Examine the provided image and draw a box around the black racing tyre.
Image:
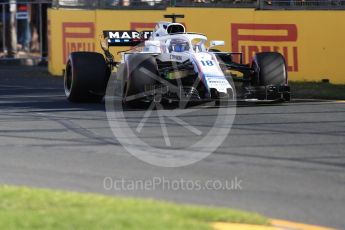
[64,52,109,103]
[252,52,287,86]
[123,54,158,104]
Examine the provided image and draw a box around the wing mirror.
[209,40,225,50]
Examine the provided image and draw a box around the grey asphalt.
[0,66,344,229]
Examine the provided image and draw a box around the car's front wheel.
[122,54,158,106]
[251,52,290,101]
[252,52,287,86]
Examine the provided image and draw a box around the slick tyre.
[123,54,158,105]
[64,52,109,103]
[252,52,287,86]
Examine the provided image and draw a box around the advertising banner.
[48,8,345,83]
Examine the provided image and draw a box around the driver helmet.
[169,39,190,52]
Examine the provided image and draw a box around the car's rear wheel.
[64,52,109,103]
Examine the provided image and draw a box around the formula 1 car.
[64,14,290,105]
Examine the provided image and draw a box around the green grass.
[0,185,269,230]
[290,81,345,100]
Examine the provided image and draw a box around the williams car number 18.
[64,14,290,105]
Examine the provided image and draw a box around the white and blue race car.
[64,14,290,105]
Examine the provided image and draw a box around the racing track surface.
[0,66,344,229]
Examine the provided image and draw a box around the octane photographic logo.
[105,45,237,168]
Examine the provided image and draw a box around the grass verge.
[290,81,345,100]
[0,185,269,230]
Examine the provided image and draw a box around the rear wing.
[103,30,153,46]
